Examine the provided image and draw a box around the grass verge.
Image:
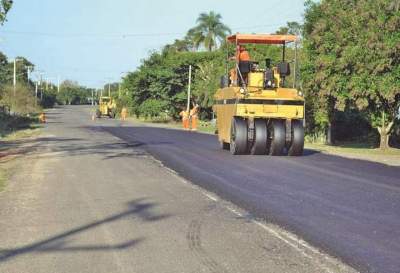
[2,127,41,141]
[0,113,40,139]
[306,142,400,156]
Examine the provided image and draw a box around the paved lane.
[101,121,400,273]
[1,106,356,273]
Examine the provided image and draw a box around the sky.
[0,0,305,88]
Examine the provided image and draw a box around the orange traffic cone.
[39,113,46,123]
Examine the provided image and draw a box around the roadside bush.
[0,112,38,137]
[334,110,378,143]
[41,89,57,108]
[390,121,400,148]
[0,84,39,115]
[114,92,134,118]
[138,99,169,120]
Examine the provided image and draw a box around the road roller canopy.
[227,34,298,45]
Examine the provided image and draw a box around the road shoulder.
[0,128,42,192]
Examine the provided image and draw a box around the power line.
[231,22,289,31]
[0,30,184,38]
[0,21,297,39]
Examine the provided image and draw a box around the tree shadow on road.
[100,125,322,158]
[0,125,177,161]
[0,137,148,161]
[0,198,170,262]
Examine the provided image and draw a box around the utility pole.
[26,66,31,83]
[44,77,56,91]
[293,41,298,89]
[108,82,111,97]
[13,59,16,97]
[35,81,38,107]
[40,74,43,101]
[186,65,192,113]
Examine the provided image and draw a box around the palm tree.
[163,39,190,54]
[188,11,231,52]
[185,28,202,52]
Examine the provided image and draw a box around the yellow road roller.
[213,34,305,156]
[96,96,116,118]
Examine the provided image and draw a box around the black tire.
[230,117,248,155]
[220,141,230,150]
[288,120,304,156]
[250,119,268,155]
[95,109,101,118]
[109,110,116,119]
[268,119,286,156]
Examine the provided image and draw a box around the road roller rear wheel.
[268,119,286,156]
[230,117,248,155]
[250,119,268,155]
[288,120,304,156]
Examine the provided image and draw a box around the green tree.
[163,39,192,54]
[276,21,302,36]
[121,49,225,119]
[0,54,35,89]
[138,99,169,119]
[302,0,400,148]
[349,0,400,149]
[0,0,12,25]
[302,0,336,143]
[0,52,9,86]
[192,61,224,118]
[103,82,119,97]
[188,11,231,52]
[41,88,57,108]
[57,80,90,105]
[0,83,38,114]
[13,57,34,85]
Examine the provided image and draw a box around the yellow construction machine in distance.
[96,96,117,118]
[213,34,305,156]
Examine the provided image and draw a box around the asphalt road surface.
[99,108,400,273]
[0,105,357,273]
[0,105,397,273]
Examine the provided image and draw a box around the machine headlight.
[297,91,304,97]
[239,88,245,94]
